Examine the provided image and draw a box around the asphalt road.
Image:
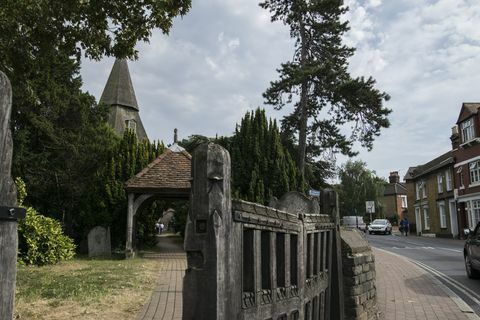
[367,232,480,316]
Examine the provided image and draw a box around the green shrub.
[18,207,76,266]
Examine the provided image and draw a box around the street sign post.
[366,201,375,223]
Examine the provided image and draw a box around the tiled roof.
[456,103,480,124]
[125,148,191,194]
[404,150,453,180]
[384,182,407,196]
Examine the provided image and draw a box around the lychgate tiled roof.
[125,147,191,195]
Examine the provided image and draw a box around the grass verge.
[14,256,165,319]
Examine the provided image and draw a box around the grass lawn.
[14,256,165,319]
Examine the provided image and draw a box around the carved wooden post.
[322,188,344,320]
[0,71,25,320]
[183,143,234,320]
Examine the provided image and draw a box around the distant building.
[380,171,407,222]
[99,59,148,140]
[404,152,456,238]
[452,103,480,233]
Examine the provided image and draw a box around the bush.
[18,207,76,266]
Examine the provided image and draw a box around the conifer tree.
[261,0,391,182]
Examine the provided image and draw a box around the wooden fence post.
[0,71,25,320]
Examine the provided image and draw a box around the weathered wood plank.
[0,71,18,320]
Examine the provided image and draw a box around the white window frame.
[423,207,430,230]
[461,117,475,143]
[458,166,464,188]
[416,182,421,200]
[437,174,443,193]
[401,195,407,208]
[469,160,480,185]
[471,200,480,229]
[445,169,453,191]
[438,201,446,228]
[421,181,426,199]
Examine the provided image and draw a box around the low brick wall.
[341,228,377,320]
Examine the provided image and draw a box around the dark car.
[464,222,480,278]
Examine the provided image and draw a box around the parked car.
[464,222,480,278]
[342,216,367,232]
[368,219,392,235]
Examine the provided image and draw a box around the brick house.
[380,171,407,223]
[404,152,456,237]
[452,103,480,234]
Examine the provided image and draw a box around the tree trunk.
[297,17,308,188]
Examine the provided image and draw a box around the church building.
[99,59,148,140]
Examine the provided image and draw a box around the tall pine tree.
[261,0,391,182]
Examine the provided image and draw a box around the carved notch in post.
[0,71,22,320]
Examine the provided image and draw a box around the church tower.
[100,59,148,140]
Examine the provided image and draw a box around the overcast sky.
[81,0,480,182]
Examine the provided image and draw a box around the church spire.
[100,59,148,140]
[100,59,139,111]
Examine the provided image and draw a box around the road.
[367,232,480,316]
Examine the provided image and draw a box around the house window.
[437,174,443,193]
[461,118,475,143]
[457,166,464,187]
[423,207,430,230]
[445,169,453,191]
[471,200,480,228]
[401,195,407,208]
[416,181,426,200]
[438,202,446,229]
[469,161,480,184]
[125,119,137,132]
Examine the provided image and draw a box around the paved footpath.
[137,234,478,320]
[375,248,479,320]
[136,234,186,320]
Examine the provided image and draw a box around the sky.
[80,0,480,182]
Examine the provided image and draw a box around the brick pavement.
[137,234,186,320]
[374,248,478,320]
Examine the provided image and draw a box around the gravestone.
[269,190,320,215]
[88,226,111,258]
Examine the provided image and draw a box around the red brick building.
[452,103,480,233]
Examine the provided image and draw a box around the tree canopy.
[260,0,391,181]
[337,160,385,220]
[0,0,191,245]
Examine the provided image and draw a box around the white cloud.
[81,0,480,181]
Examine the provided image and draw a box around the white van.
[341,216,367,232]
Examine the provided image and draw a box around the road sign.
[366,201,375,213]
[309,189,320,197]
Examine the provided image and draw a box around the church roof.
[100,59,139,111]
[125,148,192,197]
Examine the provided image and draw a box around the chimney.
[451,125,460,149]
[174,128,178,144]
[389,171,400,184]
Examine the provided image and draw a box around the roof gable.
[100,59,139,111]
[457,103,480,124]
[125,148,192,194]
